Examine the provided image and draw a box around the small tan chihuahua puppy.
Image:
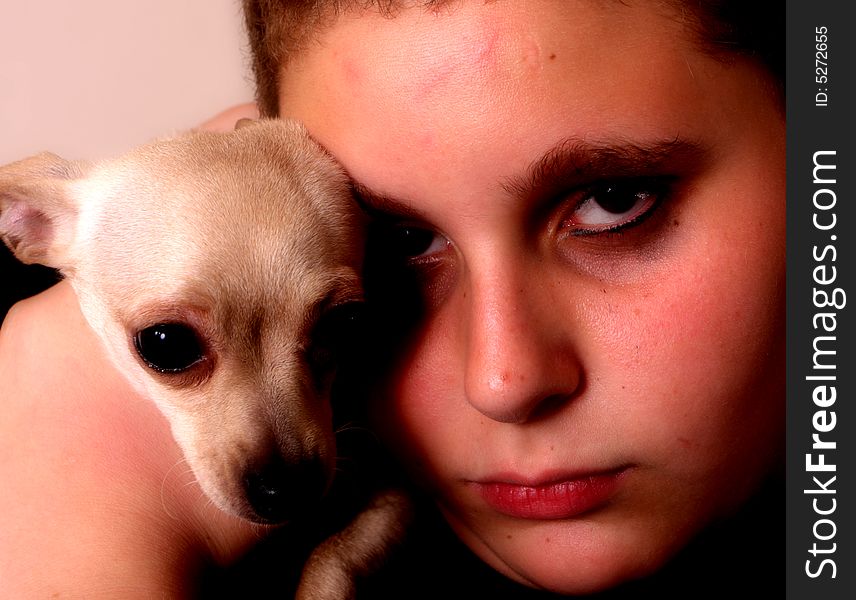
[0,119,408,599]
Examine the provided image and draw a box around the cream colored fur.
[0,119,409,599]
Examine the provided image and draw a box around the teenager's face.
[279,1,785,593]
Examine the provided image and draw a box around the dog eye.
[134,323,206,373]
[308,302,365,374]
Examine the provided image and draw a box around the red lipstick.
[472,470,624,520]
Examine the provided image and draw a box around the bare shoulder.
[0,281,85,344]
[0,283,196,596]
[0,281,174,594]
[0,281,123,417]
[0,281,265,597]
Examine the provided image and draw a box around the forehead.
[282,1,695,106]
[278,1,760,196]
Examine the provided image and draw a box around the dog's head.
[0,120,365,523]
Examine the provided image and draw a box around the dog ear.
[0,152,86,270]
[234,118,259,130]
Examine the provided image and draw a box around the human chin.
[439,494,686,595]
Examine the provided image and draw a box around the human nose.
[461,260,583,424]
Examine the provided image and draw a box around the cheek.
[602,206,785,480]
[371,315,465,486]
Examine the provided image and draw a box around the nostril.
[243,454,329,524]
[244,466,288,524]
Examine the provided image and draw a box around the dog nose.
[243,454,328,524]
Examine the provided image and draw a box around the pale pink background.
[0,0,254,164]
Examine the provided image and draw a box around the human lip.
[470,469,627,520]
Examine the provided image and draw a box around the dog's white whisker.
[334,425,381,445]
[334,421,372,434]
[249,522,270,541]
[159,456,194,522]
[182,478,202,490]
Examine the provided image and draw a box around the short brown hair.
[242,0,783,118]
[243,0,315,118]
[243,1,455,117]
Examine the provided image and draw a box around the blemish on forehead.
[475,26,501,67]
[340,57,363,87]
[410,22,502,101]
[416,131,437,150]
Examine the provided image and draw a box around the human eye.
[364,219,456,318]
[559,177,672,236]
[368,220,451,264]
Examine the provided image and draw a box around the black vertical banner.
[787,2,855,598]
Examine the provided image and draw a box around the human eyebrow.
[502,137,709,199]
[350,181,424,221]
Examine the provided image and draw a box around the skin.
[0,1,784,596]
[277,0,785,594]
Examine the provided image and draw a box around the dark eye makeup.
[366,176,674,269]
[558,176,674,237]
[367,219,451,264]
